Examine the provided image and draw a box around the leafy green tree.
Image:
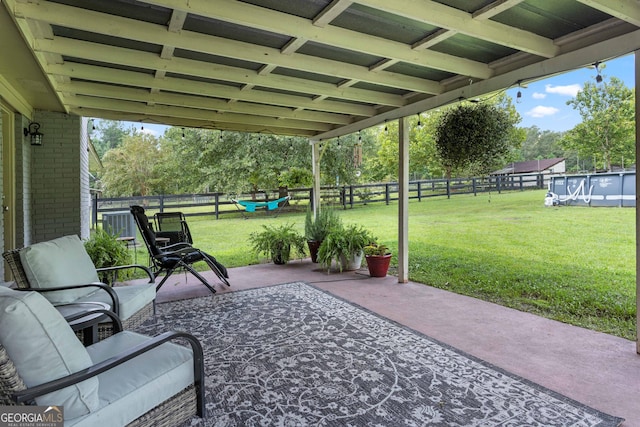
[173,130,312,197]
[435,100,522,178]
[318,133,365,186]
[101,133,168,196]
[519,126,565,161]
[91,120,131,158]
[561,76,635,171]
[371,114,445,181]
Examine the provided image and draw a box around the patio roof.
[2,0,640,139]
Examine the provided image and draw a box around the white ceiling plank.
[65,94,334,132]
[61,80,353,125]
[70,106,319,136]
[47,62,377,117]
[16,1,444,94]
[472,0,526,20]
[576,0,640,27]
[313,0,353,27]
[167,9,187,32]
[135,0,491,79]
[412,29,457,50]
[352,0,558,58]
[35,37,408,107]
[281,37,307,55]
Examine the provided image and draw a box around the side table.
[116,235,137,262]
[56,301,110,346]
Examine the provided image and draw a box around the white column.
[398,117,409,283]
[311,140,321,216]
[635,51,640,353]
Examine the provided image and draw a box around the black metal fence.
[92,173,548,228]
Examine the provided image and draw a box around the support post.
[398,117,409,283]
[635,50,640,354]
[311,140,321,217]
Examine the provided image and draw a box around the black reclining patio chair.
[130,205,229,294]
[155,211,193,245]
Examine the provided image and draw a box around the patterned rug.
[135,282,623,426]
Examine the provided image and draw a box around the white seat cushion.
[67,331,194,427]
[0,286,99,419]
[19,235,100,304]
[75,283,155,321]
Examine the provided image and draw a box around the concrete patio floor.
[151,259,640,426]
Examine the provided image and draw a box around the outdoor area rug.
[135,282,623,426]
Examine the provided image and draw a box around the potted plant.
[84,228,133,282]
[364,242,392,277]
[317,223,372,272]
[249,223,307,265]
[304,206,342,263]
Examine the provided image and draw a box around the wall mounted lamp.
[24,122,44,146]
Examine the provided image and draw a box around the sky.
[122,54,636,137]
[504,53,635,132]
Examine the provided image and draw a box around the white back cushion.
[19,235,100,304]
[0,286,99,419]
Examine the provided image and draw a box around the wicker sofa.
[0,286,205,426]
[2,235,156,337]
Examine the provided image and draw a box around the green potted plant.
[249,223,307,265]
[364,242,392,277]
[317,223,372,272]
[304,206,342,263]
[84,228,133,283]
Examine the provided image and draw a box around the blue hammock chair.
[232,195,290,218]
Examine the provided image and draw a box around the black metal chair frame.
[130,205,229,294]
[6,309,206,422]
[154,211,193,245]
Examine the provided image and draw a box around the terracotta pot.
[307,240,322,263]
[365,254,392,277]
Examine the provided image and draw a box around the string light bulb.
[181,128,185,139]
[416,114,422,128]
[516,81,522,104]
[594,61,603,83]
[358,130,362,143]
[384,120,388,133]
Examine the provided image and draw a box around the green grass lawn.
[137,189,637,340]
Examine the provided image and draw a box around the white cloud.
[545,84,581,96]
[526,106,560,118]
[532,92,546,99]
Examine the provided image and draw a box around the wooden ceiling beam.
[60,80,353,125]
[15,1,443,94]
[48,62,377,117]
[35,37,407,107]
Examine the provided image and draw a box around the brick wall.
[30,111,82,242]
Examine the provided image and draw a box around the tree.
[519,126,565,161]
[435,101,520,178]
[91,120,131,158]
[101,133,168,196]
[168,130,312,197]
[372,113,445,181]
[561,76,635,171]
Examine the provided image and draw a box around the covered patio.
[1,1,640,422]
[153,261,640,425]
